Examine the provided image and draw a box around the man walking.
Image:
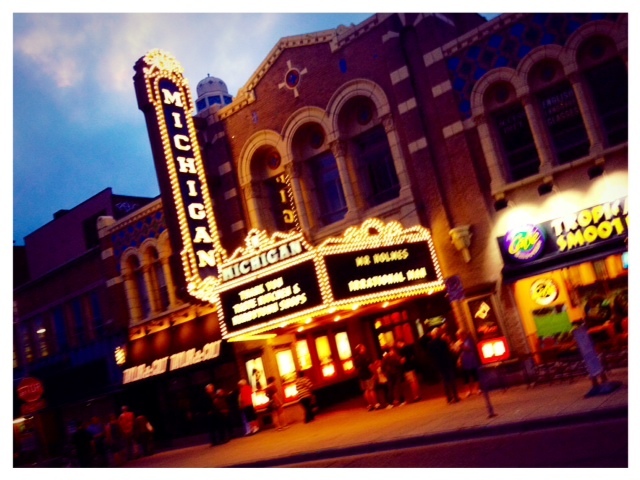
[354,344,379,410]
[426,328,461,404]
[295,370,316,423]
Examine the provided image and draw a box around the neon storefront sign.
[504,224,545,261]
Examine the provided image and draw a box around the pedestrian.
[205,383,231,445]
[382,346,405,407]
[295,370,315,423]
[238,379,260,435]
[426,327,461,404]
[396,339,421,402]
[265,376,287,430]
[353,344,379,411]
[118,405,135,460]
[372,358,390,408]
[71,419,95,468]
[454,329,481,397]
[86,415,107,467]
[133,414,154,456]
[105,413,125,466]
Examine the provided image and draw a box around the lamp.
[114,346,126,366]
[449,225,472,263]
[537,176,554,196]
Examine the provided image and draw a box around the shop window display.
[315,335,336,378]
[335,332,354,372]
[374,309,416,351]
[513,253,627,357]
[275,349,298,401]
[295,339,312,370]
[245,357,268,409]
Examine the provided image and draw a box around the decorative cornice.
[220,14,379,120]
[103,198,163,236]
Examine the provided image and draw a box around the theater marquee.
[134,50,445,340]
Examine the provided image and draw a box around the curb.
[230,405,628,468]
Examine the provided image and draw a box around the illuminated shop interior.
[512,252,628,355]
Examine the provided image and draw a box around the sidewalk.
[126,367,628,468]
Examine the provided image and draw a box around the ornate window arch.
[572,26,628,148]
[140,239,170,314]
[121,249,149,325]
[471,21,627,193]
[237,130,299,233]
[291,120,347,227]
[327,80,403,210]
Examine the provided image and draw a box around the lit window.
[246,357,266,392]
[315,335,335,377]
[295,339,312,370]
[33,317,49,358]
[276,349,296,383]
[335,332,354,373]
[378,331,394,350]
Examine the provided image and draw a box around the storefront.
[497,197,628,359]
[218,219,450,412]
[120,313,239,442]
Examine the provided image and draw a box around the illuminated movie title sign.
[122,340,221,384]
[324,243,438,301]
[221,239,304,281]
[159,81,219,271]
[219,260,323,332]
[135,50,224,285]
[549,197,627,252]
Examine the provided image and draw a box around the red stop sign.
[17,377,44,403]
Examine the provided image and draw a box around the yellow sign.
[550,198,627,252]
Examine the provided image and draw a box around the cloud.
[13,13,293,128]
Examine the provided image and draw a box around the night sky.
[11,10,384,244]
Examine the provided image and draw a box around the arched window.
[578,36,627,148]
[310,150,347,225]
[529,60,590,164]
[128,255,150,320]
[486,82,540,182]
[251,146,298,233]
[339,96,399,208]
[352,124,399,206]
[292,122,347,226]
[148,247,170,312]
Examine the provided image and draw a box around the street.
[284,417,627,468]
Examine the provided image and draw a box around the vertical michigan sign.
[133,50,225,298]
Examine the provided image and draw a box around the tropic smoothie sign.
[498,197,628,265]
